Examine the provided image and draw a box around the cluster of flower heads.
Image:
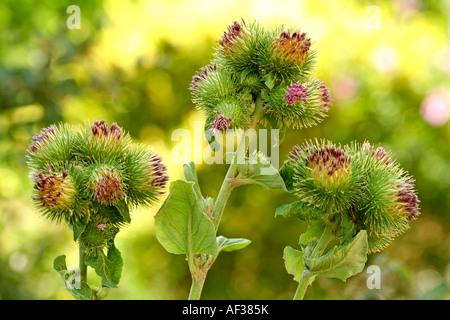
[27,120,168,255]
[287,139,420,253]
[190,19,331,133]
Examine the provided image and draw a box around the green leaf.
[240,68,252,82]
[279,160,295,193]
[107,245,123,286]
[85,250,120,288]
[263,114,287,146]
[204,126,220,152]
[115,201,131,223]
[275,201,327,221]
[72,219,87,242]
[154,180,218,256]
[264,73,275,90]
[69,282,92,300]
[216,236,251,254]
[299,220,326,246]
[53,255,67,273]
[340,210,357,245]
[238,153,287,190]
[53,255,92,300]
[183,161,203,202]
[283,246,304,282]
[304,230,369,281]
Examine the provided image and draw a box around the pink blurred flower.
[394,0,420,14]
[331,76,359,101]
[420,88,450,126]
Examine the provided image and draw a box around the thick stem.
[189,101,260,299]
[211,132,248,230]
[293,274,313,300]
[212,164,236,230]
[79,244,87,284]
[188,276,206,300]
[293,224,333,300]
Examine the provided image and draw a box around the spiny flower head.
[264,81,331,129]
[214,20,264,76]
[218,20,246,49]
[78,120,131,163]
[258,27,315,84]
[30,164,84,223]
[211,111,233,132]
[289,140,361,213]
[273,31,311,66]
[311,81,332,112]
[361,142,391,165]
[346,141,420,253]
[91,120,123,140]
[28,125,57,153]
[305,146,352,188]
[125,144,169,206]
[32,164,75,210]
[148,153,169,193]
[26,123,75,171]
[395,180,420,221]
[190,64,217,91]
[285,82,309,105]
[89,166,127,205]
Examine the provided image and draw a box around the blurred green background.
[1,0,450,300]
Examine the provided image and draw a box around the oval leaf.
[53,255,92,300]
[238,153,287,190]
[183,161,203,201]
[283,246,305,282]
[217,236,251,254]
[279,160,295,193]
[275,201,327,221]
[69,282,92,301]
[304,230,369,281]
[154,180,218,257]
[53,255,68,273]
[115,201,131,223]
[71,219,87,242]
[84,247,122,289]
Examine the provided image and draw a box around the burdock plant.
[155,19,333,300]
[27,120,168,300]
[278,139,420,299]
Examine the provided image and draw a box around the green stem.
[188,275,206,300]
[212,95,262,229]
[212,163,236,230]
[293,224,333,300]
[189,100,261,299]
[211,132,248,230]
[293,274,313,300]
[79,244,87,284]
